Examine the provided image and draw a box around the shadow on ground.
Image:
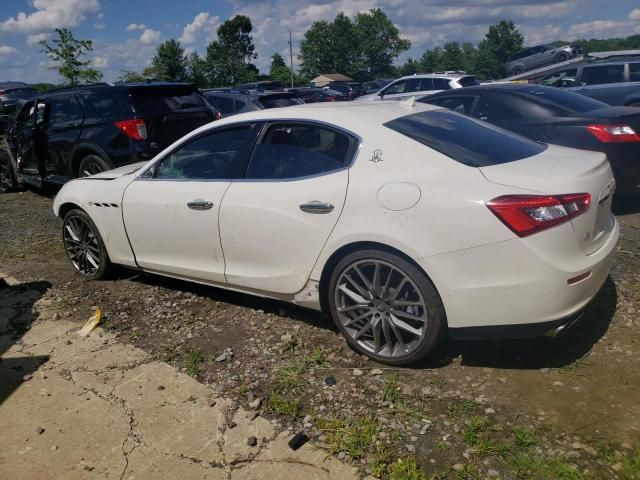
[0,279,51,405]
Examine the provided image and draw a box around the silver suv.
[505,44,582,76]
[355,72,480,102]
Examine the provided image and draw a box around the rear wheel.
[555,52,569,63]
[328,249,445,366]
[62,209,111,280]
[77,154,113,178]
[512,66,524,76]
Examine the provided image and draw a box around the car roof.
[397,73,470,81]
[0,81,33,90]
[203,91,296,99]
[206,100,440,134]
[40,82,197,96]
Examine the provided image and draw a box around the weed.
[510,453,584,480]
[462,416,490,446]
[620,450,640,480]
[370,443,394,478]
[453,463,478,479]
[513,428,536,448]
[161,343,177,363]
[389,456,428,480]
[383,374,401,403]
[462,401,476,414]
[268,391,303,418]
[317,415,377,459]
[185,348,204,377]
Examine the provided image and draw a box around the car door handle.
[187,199,213,210]
[300,201,334,214]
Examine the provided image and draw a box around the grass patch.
[462,416,490,446]
[268,391,303,418]
[161,343,177,363]
[620,450,640,480]
[388,456,428,480]
[185,347,204,377]
[513,428,536,448]
[510,453,584,480]
[317,414,377,459]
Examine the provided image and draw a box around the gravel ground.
[1,188,639,480]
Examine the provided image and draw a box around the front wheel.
[512,66,524,76]
[328,249,445,366]
[62,209,112,280]
[555,52,569,63]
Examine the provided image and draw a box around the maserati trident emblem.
[370,149,383,163]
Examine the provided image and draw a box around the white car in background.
[53,102,618,365]
[356,72,480,102]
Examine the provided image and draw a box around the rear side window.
[432,78,451,90]
[521,88,606,113]
[130,86,207,114]
[581,65,625,85]
[48,95,83,125]
[204,95,236,115]
[257,95,303,109]
[458,76,480,87]
[384,110,546,167]
[81,93,127,118]
[629,63,640,83]
[246,123,353,179]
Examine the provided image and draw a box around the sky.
[1,0,640,83]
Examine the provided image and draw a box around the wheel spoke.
[338,283,369,305]
[65,224,80,242]
[337,303,370,313]
[63,215,101,276]
[390,308,424,323]
[353,317,374,340]
[345,271,371,300]
[389,313,422,337]
[344,310,373,328]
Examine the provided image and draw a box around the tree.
[148,39,187,82]
[270,53,292,84]
[476,20,524,78]
[205,15,257,86]
[39,28,103,85]
[185,51,209,88]
[299,20,336,78]
[354,9,410,77]
[116,70,147,83]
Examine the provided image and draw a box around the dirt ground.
[1,188,639,480]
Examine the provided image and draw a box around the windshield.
[384,110,546,167]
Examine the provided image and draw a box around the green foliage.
[185,51,209,88]
[477,20,524,78]
[510,453,584,480]
[116,70,148,83]
[462,416,490,446]
[620,450,640,480]
[513,428,536,448]
[205,15,258,86]
[389,456,428,480]
[147,39,187,82]
[185,347,204,377]
[316,415,377,459]
[39,28,103,85]
[299,9,410,79]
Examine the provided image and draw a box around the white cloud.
[26,33,50,46]
[179,12,220,45]
[92,55,108,68]
[566,19,640,39]
[126,23,147,31]
[139,28,161,45]
[629,9,640,21]
[1,0,100,33]
[0,46,18,57]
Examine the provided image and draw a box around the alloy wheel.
[334,259,428,358]
[63,215,101,276]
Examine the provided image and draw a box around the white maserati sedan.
[53,101,619,365]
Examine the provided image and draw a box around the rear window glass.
[384,110,546,167]
[257,95,303,109]
[129,86,207,114]
[521,88,606,113]
[458,76,480,87]
[204,95,236,115]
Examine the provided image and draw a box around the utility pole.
[288,30,294,88]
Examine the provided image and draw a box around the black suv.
[5,82,216,187]
[0,82,36,132]
[202,90,303,117]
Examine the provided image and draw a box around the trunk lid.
[480,144,616,255]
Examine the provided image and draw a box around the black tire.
[512,66,524,76]
[555,52,569,63]
[327,249,446,366]
[77,154,113,178]
[1,154,20,191]
[62,208,112,280]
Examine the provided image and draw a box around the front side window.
[581,65,625,85]
[154,126,253,180]
[541,68,577,88]
[629,63,640,82]
[384,80,407,95]
[473,97,522,122]
[49,95,83,125]
[246,123,353,180]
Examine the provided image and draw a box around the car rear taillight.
[115,118,147,140]
[215,111,221,120]
[326,96,336,102]
[487,193,591,237]
[586,124,640,143]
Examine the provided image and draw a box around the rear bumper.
[418,218,619,333]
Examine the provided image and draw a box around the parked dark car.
[326,82,363,100]
[505,44,582,76]
[420,84,640,194]
[539,58,640,106]
[202,91,303,117]
[290,88,348,103]
[362,79,391,94]
[236,80,285,92]
[4,82,216,187]
[0,82,36,133]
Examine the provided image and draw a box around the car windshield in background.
[521,88,606,113]
[129,86,207,114]
[458,76,480,87]
[384,109,546,167]
[257,95,304,109]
